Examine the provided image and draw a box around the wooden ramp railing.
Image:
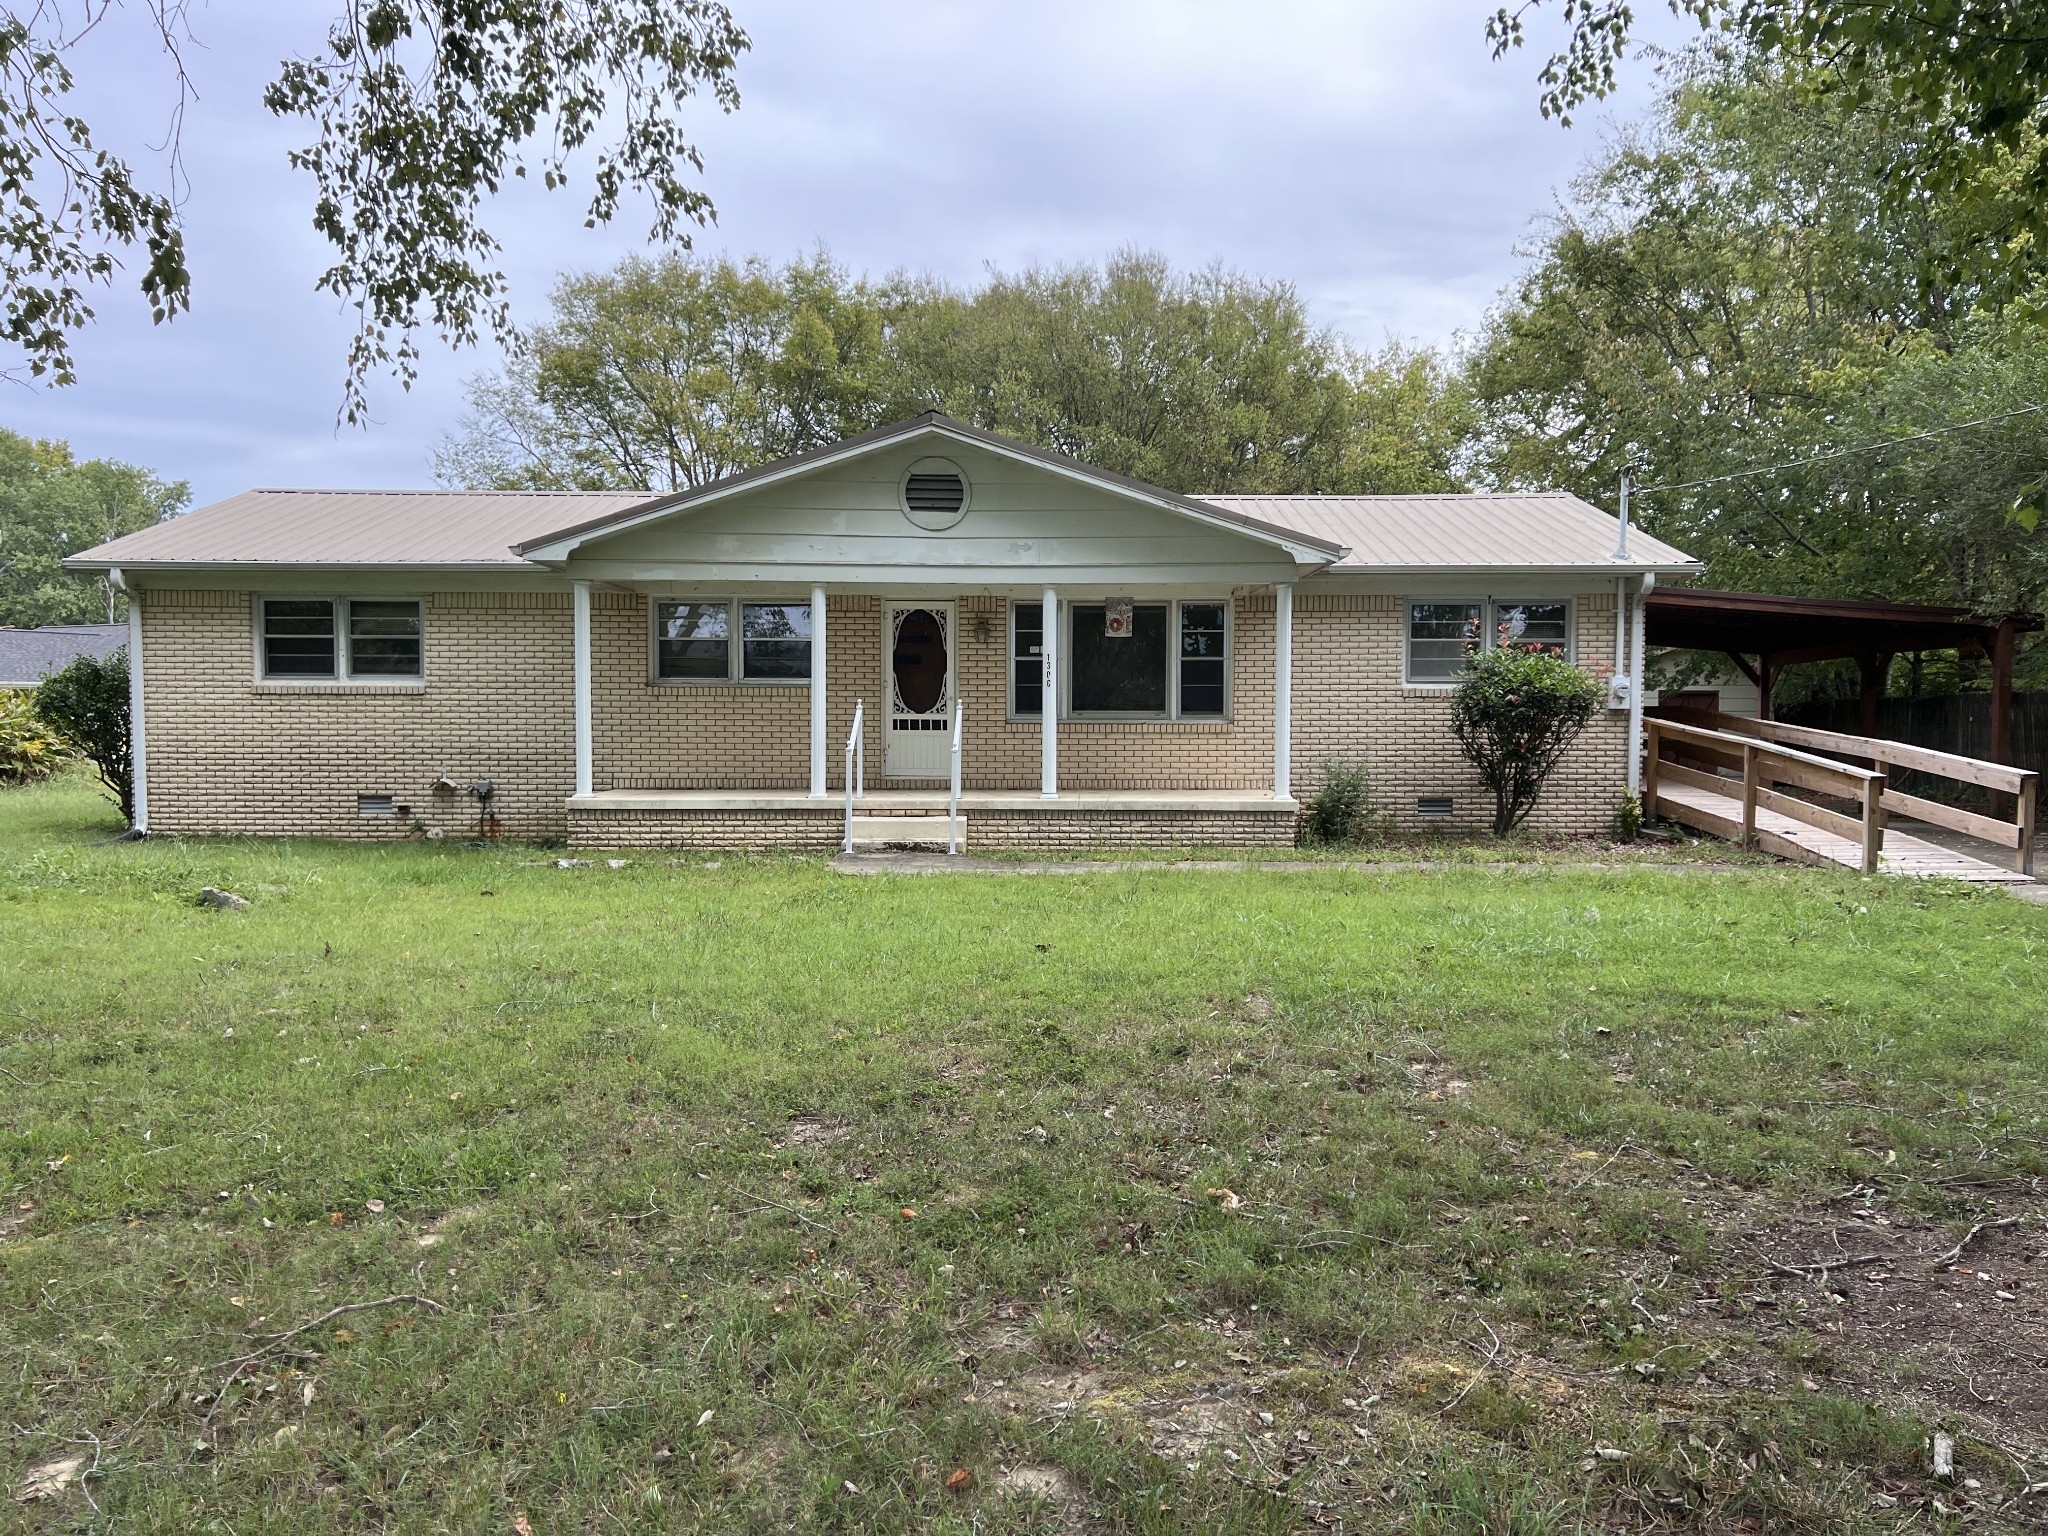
[1647,719,1887,872]
[1654,708,2039,876]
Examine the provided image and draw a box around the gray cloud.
[3,0,1684,505]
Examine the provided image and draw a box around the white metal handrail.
[842,699,863,854]
[948,699,965,854]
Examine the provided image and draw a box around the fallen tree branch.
[205,1293,446,1411]
[727,1185,839,1235]
[1932,1216,2022,1269]
[1761,1251,1895,1279]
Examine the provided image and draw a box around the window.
[1011,602,1044,716]
[1071,602,1169,713]
[1405,600,1572,683]
[1010,598,1229,718]
[260,598,421,680]
[652,599,811,683]
[1406,602,1482,683]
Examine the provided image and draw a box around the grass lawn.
[5,770,2047,1533]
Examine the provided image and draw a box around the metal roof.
[1198,493,1699,571]
[0,623,127,687]
[68,488,664,568]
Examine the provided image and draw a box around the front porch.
[566,787,1301,851]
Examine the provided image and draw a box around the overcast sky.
[6,1,1685,508]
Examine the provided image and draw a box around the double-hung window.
[1010,599,1230,719]
[1405,599,1571,683]
[653,599,812,683]
[260,598,422,680]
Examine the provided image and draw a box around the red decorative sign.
[1105,596,1134,638]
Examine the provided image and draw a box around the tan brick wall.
[565,806,1296,851]
[138,585,1630,843]
[140,589,575,840]
[1289,591,1627,834]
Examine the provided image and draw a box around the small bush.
[34,649,133,825]
[0,689,71,784]
[1611,791,1643,842]
[1451,642,1605,836]
[1300,757,1379,845]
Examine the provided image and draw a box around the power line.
[1631,401,2048,496]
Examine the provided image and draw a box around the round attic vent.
[900,457,970,530]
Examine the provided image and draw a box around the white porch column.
[123,575,148,833]
[572,580,593,798]
[1040,586,1059,798]
[1273,582,1294,801]
[808,583,828,797]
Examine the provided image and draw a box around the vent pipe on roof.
[1612,470,1631,562]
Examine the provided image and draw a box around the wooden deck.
[1655,778,2033,883]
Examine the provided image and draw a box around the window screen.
[261,599,337,677]
[741,602,812,679]
[346,600,422,676]
[1011,602,1043,716]
[1071,603,1168,714]
[1178,602,1227,716]
[655,602,731,680]
[1407,602,1483,682]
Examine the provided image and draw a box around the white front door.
[885,601,955,777]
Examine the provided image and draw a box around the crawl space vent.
[357,794,396,816]
[1416,796,1454,819]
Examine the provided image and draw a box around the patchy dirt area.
[1695,1186,2048,1445]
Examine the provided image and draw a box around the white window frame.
[1403,597,1575,686]
[1008,597,1233,722]
[648,596,814,686]
[254,596,425,684]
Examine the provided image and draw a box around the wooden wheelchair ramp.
[1647,713,2037,884]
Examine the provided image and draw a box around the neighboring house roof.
[64,416,1698,575]
[68,488,663,568]
[1201,493,1699,572]
[0,623,127,688]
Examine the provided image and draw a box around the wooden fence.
[1785,691,2048,795]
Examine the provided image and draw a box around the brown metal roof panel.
[72,489,661,567]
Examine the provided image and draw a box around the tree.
[0,429,189,627]
[1466,58,2048,680]
[1487,2,2048,302]
[1,2,749,420]
[442,248,1475,497]
[35,648,133,825]
[437,250,895,491]
[1450,640,1605,835]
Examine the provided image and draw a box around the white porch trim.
[572,580,593,797]
[809,582,828,797]
[1273,582,1293,800]
[1040,585,1059,798]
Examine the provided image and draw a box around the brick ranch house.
[67,413,1699,850]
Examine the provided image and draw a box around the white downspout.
[1626,572,1654,794]
[112,567,147,834]
[572,581,593,798]
[1040,586,1059,799]
[1273,583,1294,801]
[808,583,828,797]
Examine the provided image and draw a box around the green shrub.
[0,689,71,784]
[1300,756,1380,845]
[1611,790,1644,842]
[34,649,133,825]
[1450,643,1605,836]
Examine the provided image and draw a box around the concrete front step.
[846,813,964,851]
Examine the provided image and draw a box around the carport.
[1644,587,2040,764]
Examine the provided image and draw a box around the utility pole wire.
[1631,402,2048,497]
